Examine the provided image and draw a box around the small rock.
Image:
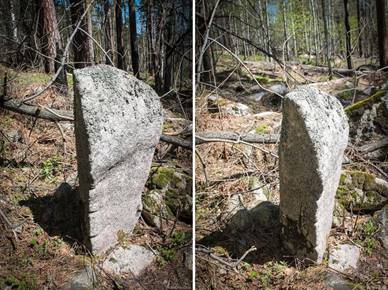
[329,244,360,272]
[70,266,97,290]
[249,176,269,201]
[373,204,388,249]
[225,102,252,116]
[324,272,352,290]
[102,245,155,276]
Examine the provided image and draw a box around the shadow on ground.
[19,182,83,245]
[198,201,289,265]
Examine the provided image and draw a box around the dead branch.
[1,98,74,121]
[196,132,279,145]
[358,137,388,153]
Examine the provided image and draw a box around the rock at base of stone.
[328,244,360,273]
[73,65,163,254]
[324,272,352,290]
[70,266,97,290]
[102,245,155,276]
[279,86,349,263]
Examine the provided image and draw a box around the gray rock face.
[70,266,97,290]
[73,65,163,253]
[328,244,360,272]
[279,86,349,263]
[374,204,388,249]
[102,245,155,276]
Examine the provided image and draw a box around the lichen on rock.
[336,170,387,212]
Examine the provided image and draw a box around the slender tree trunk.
[321,0,332,78]
[309,0,318,65]
[282,1,289,61]
[343,0,352,69]
[115,0,125,69]
[376,0,388,68]
[70,0,92,68]
[357,0,363,57]
[41,0,61,73]
[128,0,139,76]
[103,1,113,64]
[85,0,94,63]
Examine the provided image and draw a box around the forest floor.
[0,66,192,289]
[195,55,388,289]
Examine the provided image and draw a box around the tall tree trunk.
[357,0,363,57]
[321,0,332,78]
[309,0,318,65]
[128,0,139,77]
[147,0,155,74]
[115,0,125,69]
[282,1,289,61]
[85,0,94,63]
[376,0,388,69]
[70,0,92,68]
[103,0,113,64]
[41,0,61,73]
[343,0,352,69]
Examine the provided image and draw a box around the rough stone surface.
[324,273,352,290]
[73,65,163,253]
[328,244,360,272]
[70,266,97,290]
[102,245,155,276]
[374,204,388,249]
[279,86,349,263]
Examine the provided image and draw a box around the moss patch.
[151,167,176,189]
[345,90,386,114]
[336,171,386,210]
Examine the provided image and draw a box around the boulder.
[102,245,155,276]
[70,266,97,290]
[336,171,387,212]
[73,65,163,253]
[144,165,192,226]
[279,86,349,263]
[328,244,360,272]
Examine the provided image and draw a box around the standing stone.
[279,86,348,263]
[73,65,163,253]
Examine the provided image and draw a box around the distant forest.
[196,0,388,83]
[0,0,192,95]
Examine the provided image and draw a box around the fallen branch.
[1,98,193,149]
[1,98,74,121]
[196,132,279,145]
[358,137,388,153]
[300,64,368,76]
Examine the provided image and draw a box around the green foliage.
[255,124,269,134]
[41,155,61,180]
[360,220,379,255]
[1,274,37,290]
[171,231,188,247]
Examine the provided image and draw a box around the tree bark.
[128,0,139,76]
[40,0,61,73]
[103,0,113,64]
[376,0,388,69]
[85,0,95,64]
[115,0,125,69]
[70,0,92,68]
[321,0,332,78]
[343,0,353,69]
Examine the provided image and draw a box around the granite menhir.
[73,65,163,253]
[279,86,348,263]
